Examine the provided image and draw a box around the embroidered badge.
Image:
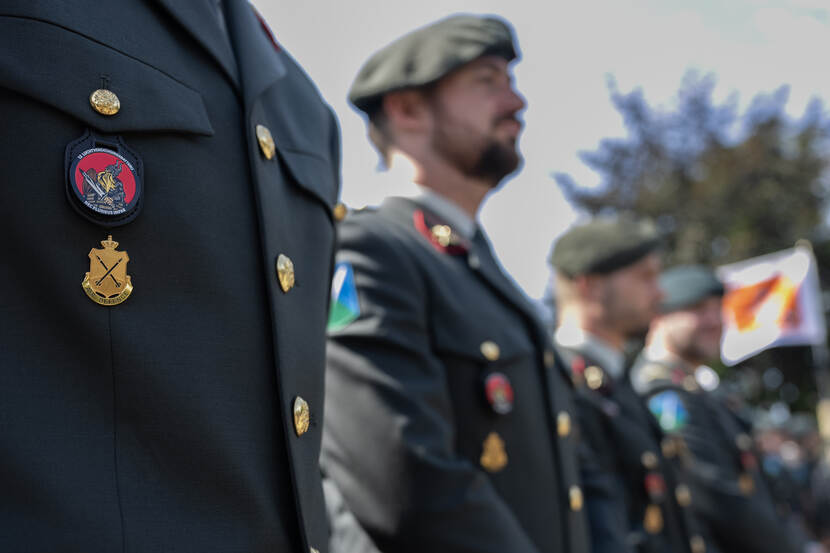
[648,391,689,432]
[484,372,514,414]
[66,130,143,227]
[328,261,360,331]
[81,235,133,306]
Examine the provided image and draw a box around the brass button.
[557,412,572,437]
[585,365,604,390]
[543,350,555,368]
[256,124,276,160]
[293,396,310,436]
[641,451,659,470]
[690,535,706,553]
[480,341,500,362]
[675,484,692,507]
[738,472,755,495]
[89,88,120,115]
[333,203,348,222]
[569,485,583,511]
[276,254,295,293]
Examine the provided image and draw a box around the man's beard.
[430,105,521,186]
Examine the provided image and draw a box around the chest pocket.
[0,16,213,137]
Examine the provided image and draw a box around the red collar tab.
[413,209,470,255]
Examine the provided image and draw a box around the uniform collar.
[554,324,626,379]
[410,185,478,241]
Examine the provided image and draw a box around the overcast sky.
[260,0,830,300]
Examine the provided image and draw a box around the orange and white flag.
[718,246,826,365]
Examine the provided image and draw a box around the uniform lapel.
[222,0,287,107]
[152,0,240,88]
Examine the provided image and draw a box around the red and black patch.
[65,130,143,227]
[484,372,514,415]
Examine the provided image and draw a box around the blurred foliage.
[555,71,830,411]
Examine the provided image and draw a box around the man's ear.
[382,90,431,133]
[576,274,602,301]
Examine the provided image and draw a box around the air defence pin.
[66,130,143,228]
[484,372,514,415]
[82,235,133,306]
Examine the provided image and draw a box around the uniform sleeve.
[321,221,542,553]
[649,391,808,553]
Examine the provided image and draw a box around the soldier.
[630,265,823,553]
[0,1,339,551]
[322,14,590,553]
[551,219,711,553]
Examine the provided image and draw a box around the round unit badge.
[65,130,143,227]
[484,372,514,415]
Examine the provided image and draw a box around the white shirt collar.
[554,324,626,379]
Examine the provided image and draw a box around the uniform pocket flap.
[0,16,213,136]
[276,148,338,211]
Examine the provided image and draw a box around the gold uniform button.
[89,88,120,116]
[256,124,276,160]
[569,485,584,511]
[480,341,500,362]
[690,535,706,553]
[333,203,348,222]
[293,396,310,436]
[662,437,677,459]
[585,365,604,390]
[557,412,572,437]
[641,451,659,470]
[276,254,295,293]
[735,433,753,451]
[675,484,692,507]
[543,350,555,368]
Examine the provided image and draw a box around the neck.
[557,306,625,351]
[389,151,493,218]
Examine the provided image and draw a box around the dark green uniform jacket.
[0,2,340,551]
[554,339,710,553]
[322,197,589,553]
[630,356,810,553]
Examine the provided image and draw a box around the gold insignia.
[480,341,500,362]
[644,503,664,534]
[310,549,320,553]
[690,535,706,553]
[480,432,508,472]
[333,203,348,222]
[569,485,584,511]
[293,396,310,436]
[89,88,120,115]
[543,350,555,368]
[557,412,572,437]
[585,365,604,390]
[256,124,276,160]
[682,375,699,392]
[738,473,755,495]
[276,254,295,293]
[641,451,659,470]
[81,235,133,306]
[430,224,452,247]
[675,484,692,507]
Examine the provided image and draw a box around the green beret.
[660,265,724,312]
[348,14,518,114]
[551,218,662,277]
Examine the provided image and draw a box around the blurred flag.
[718,245,826,365]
